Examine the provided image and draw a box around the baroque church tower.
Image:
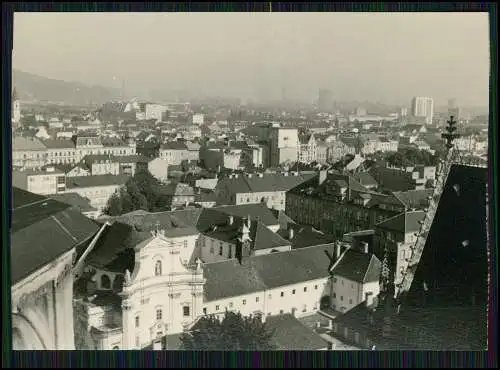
[12,87,21,128]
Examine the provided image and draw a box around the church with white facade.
[73,204,381,350]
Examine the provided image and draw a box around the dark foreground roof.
[332,164,489,350]
[11,188,99,284]
[266,314,328,350]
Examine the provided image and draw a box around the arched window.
[155,261,162,276]
[101,274,111,289]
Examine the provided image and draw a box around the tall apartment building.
[269,127,299,167]
[410,97,434,125]
[318,89,334,112]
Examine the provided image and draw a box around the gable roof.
[393,189,433,209]
[265,314,328,350]
[42,139,76,149]
[375,210,425,234]
[49,192,97,213]
[330,249,381,283]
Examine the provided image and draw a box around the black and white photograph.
[9,11,491,351]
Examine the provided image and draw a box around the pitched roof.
[393,189,433,209]
[279,225,334,250]
[196,204,279,231]
[42,139,76,149]
[66,174,130,189]
[160,141,188,150]
[203,243,336,301]
[330,249,381,283]
[83,154,119,164]
[353,172,378,187]
[375,210,425,234]
[49,192,97,213]
[203,217,290,252]
[11,188,99,285]
[115,154,151,163]
[13,136,47,151]
[265,314,328,350]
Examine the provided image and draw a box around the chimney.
[365,292,374,306]
[319,170,327,185]
[288,228,294,240]
[228,215,234,225]
[362,242,369,254]
[335,242,342,260]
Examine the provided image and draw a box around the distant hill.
[12,69,127,106]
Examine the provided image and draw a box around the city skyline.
[13,12,490,107]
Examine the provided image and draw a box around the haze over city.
[13,12,490,107]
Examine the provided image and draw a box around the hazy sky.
[13,12,490,106]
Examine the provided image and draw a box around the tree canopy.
[103,168,171,216]
[179,311,277,350]
[385,148,439,167]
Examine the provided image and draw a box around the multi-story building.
[298,133,317,163]
[82,155,121,176]
[192,113,205,125]
[316,142,328,164]
[12,166,66,195]
[159,141,198,166]
[269,127,299,167]
[101,137,136,157]
[373,210,426,285]
[203,148,242,171]
[12,137,48,169]
[64,174,129,211]
[142,103,169,121]
[43,139,77,165]
[410,97,434,125]
[328,244,381,314]
[286,172,406,237]
[215,172,316,211]
[327,139,356,163]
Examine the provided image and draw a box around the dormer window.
[155,261,162,276]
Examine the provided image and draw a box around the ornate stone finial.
[441,115,461,150]
[124,269,132,285]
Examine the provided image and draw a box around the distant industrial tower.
[410,96,434,125]
[447,98,461,121]
[318,89,333,112]
[12,87,21,126]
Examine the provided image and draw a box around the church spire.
[12,87,18,101]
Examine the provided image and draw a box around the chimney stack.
[335,242,342,260]
[228,215,234,226]
[288,228,294,240]
[365,292,373,306]
[362,242,369,254]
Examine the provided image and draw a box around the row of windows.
[201,285,322,313]
[331,293,353,305]
[135,306,191,327]
[203,304,318,316]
